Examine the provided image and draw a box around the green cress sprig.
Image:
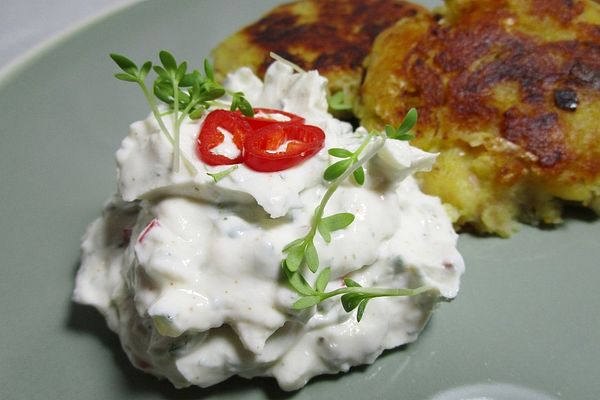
[110,51,254,174]
[284,269,431,322]
[325,108,418,186]
[282,108,430,322]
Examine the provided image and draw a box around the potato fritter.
[357,0,600,236]
[212,0,427,109]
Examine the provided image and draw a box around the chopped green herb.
[281,108,430,322]
[207,165,239,182]
[327,91,353,111]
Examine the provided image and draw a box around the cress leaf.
[153,65,169,80]
[284,243,305,272]
[341,292,364,312]
[293,296,321,310]
[395,108,418,136]
[189,107,204,120]
[315,267,331,293]
[179,72,198,87]
[114,73,138,82]
[175,86,189,100]
[230,95,239,110]
[159,50,177,72]
[154,82,173,103]
[328,148,353,158]
[282,265,315,296]
[327,91,352,111]
[231,93,254,117]
[323,158,352,181]
[200,86,226,103]
[204,59,215,81]
[344,278,362,288]
[139,61,152,80]
[175,61,187,82]
[321,213,355,232]
[283,238,305,252]
[395,133,415,141]
[240,98,254,117]
[191,79,201,96]
[353,166,365,185]
[385,125,396,138]
[305,241,319,273]
[110,53,137,74]
[356,299,369,322]
[317,221,332,243]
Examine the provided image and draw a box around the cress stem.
[352,131,375,160]
[177,101,196,126]
[175,101,200,175]
[172,79,180,173]
[319,285,432,301]
[139,81,173,143]
[307,131,385,242]
[138,80,197,175]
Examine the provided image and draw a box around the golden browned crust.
[357,0,600,235]
[212,0,427,107]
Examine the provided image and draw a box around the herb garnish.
[327,91,353,111]
[282,108,432,322]
[207,165,239,182]
[110,51,254,174]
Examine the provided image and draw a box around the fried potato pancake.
[212,0,427,108]
[357,0,600,236]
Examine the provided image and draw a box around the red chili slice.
[243,123,325,172]
[138,219,160,244]
[196,109,252,165]
[242,108,304,130]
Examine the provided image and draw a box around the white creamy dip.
[73,62,465,391]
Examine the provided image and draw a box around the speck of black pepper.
[553,89,579,111]
[392,256,405,270]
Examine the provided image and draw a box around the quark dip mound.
[357,0,600,236]
[212,0,427,111]
[73,53,464,391]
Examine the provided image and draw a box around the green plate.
[1,1,598,399]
